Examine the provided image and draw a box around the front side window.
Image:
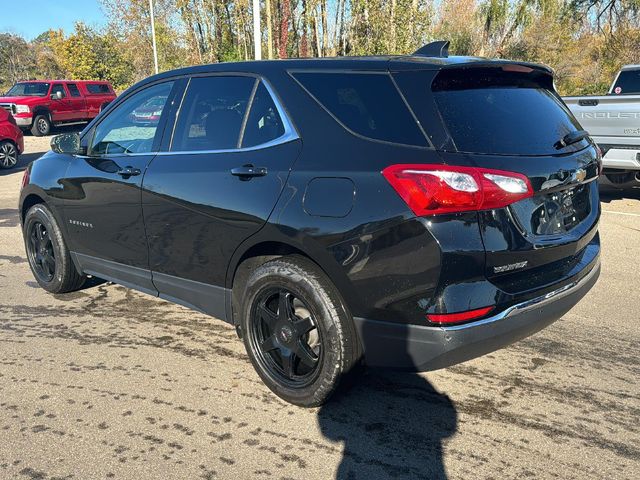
[90,81,173,156]
[51,84,66,98]
[5,82,50,97]
[171,76,255,152]
[292,71,427,146]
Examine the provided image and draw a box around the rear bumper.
[354,259,600,371]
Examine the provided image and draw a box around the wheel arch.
[32,106,51,120]
[21,192,46,224]
[226,235,358,327]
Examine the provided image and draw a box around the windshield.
[5,82,50,97]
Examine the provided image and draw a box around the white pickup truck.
[564,65,640,189]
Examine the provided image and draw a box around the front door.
[50,83,74,123]
[141,76,301,318]
[62,80,179,293]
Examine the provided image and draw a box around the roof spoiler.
[414,41,449,58]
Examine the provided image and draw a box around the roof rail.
[413,41,450,58]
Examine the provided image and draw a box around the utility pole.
[252,0,262,60]
[149,0,159,74]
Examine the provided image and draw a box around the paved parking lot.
[0,134,638,480]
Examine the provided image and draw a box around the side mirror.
[50,133,85,155]
[51,91,63,100]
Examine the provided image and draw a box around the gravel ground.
[0,133,638,480]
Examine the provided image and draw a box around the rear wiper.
[554,130,589,150]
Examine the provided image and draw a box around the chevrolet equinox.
[19,42,601,406]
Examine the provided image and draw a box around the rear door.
[394,65,600,290]
[50,83,73,122]
[141,75,300,318]
[65,83,88,121]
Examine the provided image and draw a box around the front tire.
[0,140,18,169]
[240,256,362,407]
[31,114,51,137]
[23,204,85,293]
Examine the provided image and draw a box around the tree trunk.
[265,0,274,59]
[279,0,290,58]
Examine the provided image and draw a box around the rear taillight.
[595,145,603,176]
[20,168,29,190]
[427,306,494,324]
[382,164,533,216]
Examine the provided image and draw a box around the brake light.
[595,145,603,176]
[382,164,533,216]
[427,306,494,324]
[20,168,29,190]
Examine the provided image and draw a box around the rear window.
[611,70,640,95]
[86,83,111,94]
[292,72,427,147]
[431,68,584,155]
[67,83,81,97]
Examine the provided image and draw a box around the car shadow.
[0,150,47,176]
[317,327,457,479]
[599,185,640,203]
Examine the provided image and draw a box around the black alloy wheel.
[249,288,322,387]
[240,256,362,407]
[27,221,56,282]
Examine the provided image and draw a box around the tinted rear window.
[86,83,111,94]
[611,70,640,95]
[431,68,584,155]
[292,72,427,147]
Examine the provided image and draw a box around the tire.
[23,204,85,294]
[31,114,51,137]
[0,140,18,169]
[239,255,362,407]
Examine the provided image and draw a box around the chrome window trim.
[79,75,299,159]
[163,76,299,156]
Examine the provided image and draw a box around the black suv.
[20,42,601,406]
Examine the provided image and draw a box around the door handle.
[231,164,268,178]
[117,166,141,178]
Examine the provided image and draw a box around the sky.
[0,0,107,40]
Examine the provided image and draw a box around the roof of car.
[16,80,111,84]
[139,53,552,85]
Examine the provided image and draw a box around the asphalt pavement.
[0,134,638,479]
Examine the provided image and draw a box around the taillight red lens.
[427,306,494,324]
[20,168,30,190]
[382,164,533,216]
[595,145,603,176]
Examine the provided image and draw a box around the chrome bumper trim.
[440,261,600,332]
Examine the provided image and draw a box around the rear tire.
[23,204,85,293]
[31,114,51,137]
[239,255,362,407]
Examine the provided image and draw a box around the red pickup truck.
[0,80,116,136]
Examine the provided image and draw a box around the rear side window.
[171,76,255,151]
[611,70,640,95]
[67,84,81,97]
[292,72,427,147]
[86,83,111,94]
[431,68,583,155]
[242,82,285,148]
